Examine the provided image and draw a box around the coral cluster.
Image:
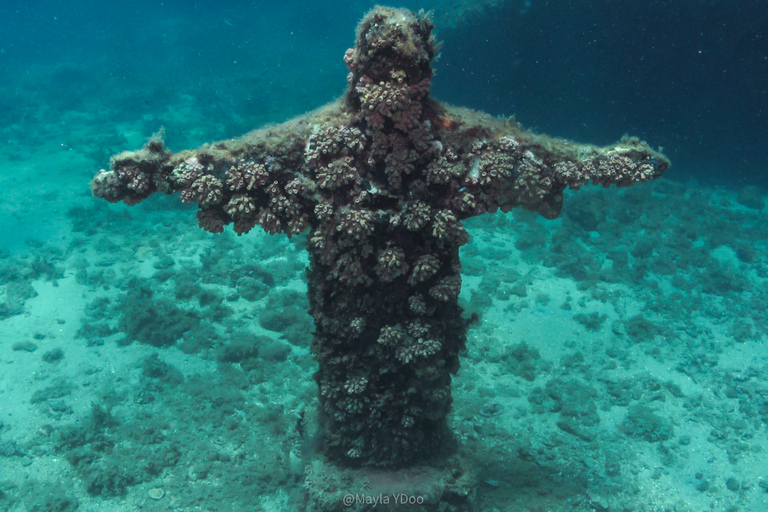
[90,6,668,469]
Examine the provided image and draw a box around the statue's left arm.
[429,105,670,220]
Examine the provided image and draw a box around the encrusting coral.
[91,6,668,472]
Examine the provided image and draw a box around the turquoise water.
[1,1,767,511]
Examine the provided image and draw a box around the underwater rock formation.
[91,7,668,470]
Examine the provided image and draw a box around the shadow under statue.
[90,7,669,511]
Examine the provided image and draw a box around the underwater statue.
[90,6,668,510]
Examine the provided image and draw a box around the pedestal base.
[304,455,475,512]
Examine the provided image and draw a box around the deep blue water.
[1,0,765,186]
[434,0,768,188]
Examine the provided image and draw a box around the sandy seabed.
[1,148,768,511]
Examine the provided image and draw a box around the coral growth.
[90,6,668,470]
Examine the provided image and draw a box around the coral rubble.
[90,6,668,471]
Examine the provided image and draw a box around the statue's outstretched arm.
[427,108,669,219]
[91,101,668,238]
[89,106,349,236]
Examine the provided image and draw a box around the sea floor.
[1,152,767,511]
[1,64,768,509]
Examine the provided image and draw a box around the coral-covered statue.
[91,6,668,504]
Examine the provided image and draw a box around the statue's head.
[344,7,436,109]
